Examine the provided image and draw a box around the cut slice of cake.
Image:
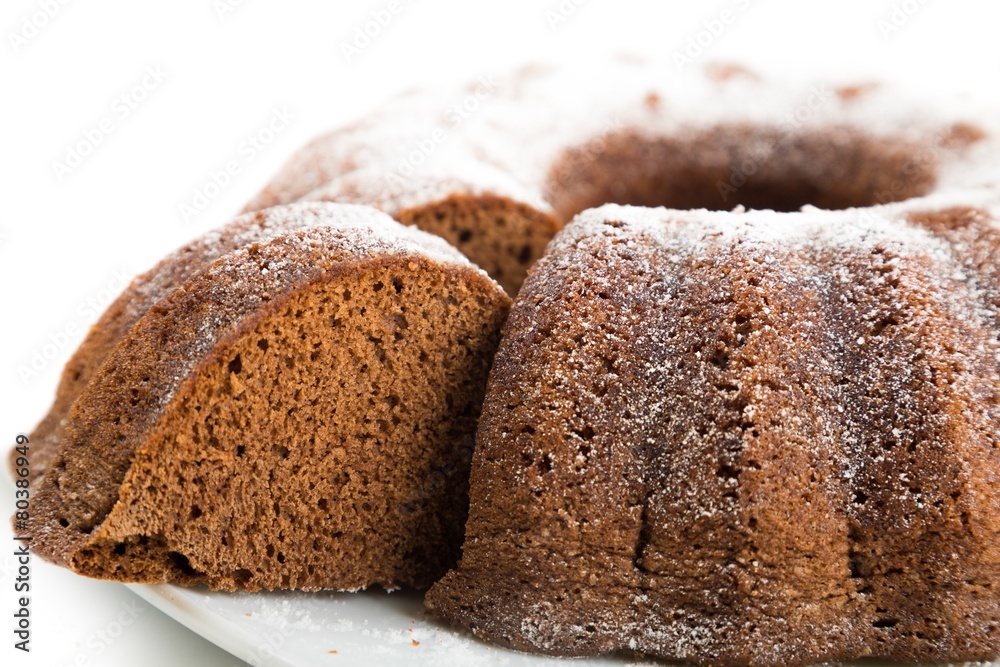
[22,202,510,591]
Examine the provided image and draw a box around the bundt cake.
[21,202,510,590]
[426,196,1000,666]
[16,56,1000,665]
[242,59,995,296]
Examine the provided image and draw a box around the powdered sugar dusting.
[248,57,999,222]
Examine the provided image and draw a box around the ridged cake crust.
[23,202,511,590]
[426,197,1000,666]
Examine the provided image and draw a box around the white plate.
[126,582,995,667]
[128,583,651,667]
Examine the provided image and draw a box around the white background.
[1,0,998,665]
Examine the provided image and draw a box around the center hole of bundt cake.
[546,126,937,217]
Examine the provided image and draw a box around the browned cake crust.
[426,202,1000,666]
[21,202,510,591]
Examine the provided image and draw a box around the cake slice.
[22,202,510,591]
